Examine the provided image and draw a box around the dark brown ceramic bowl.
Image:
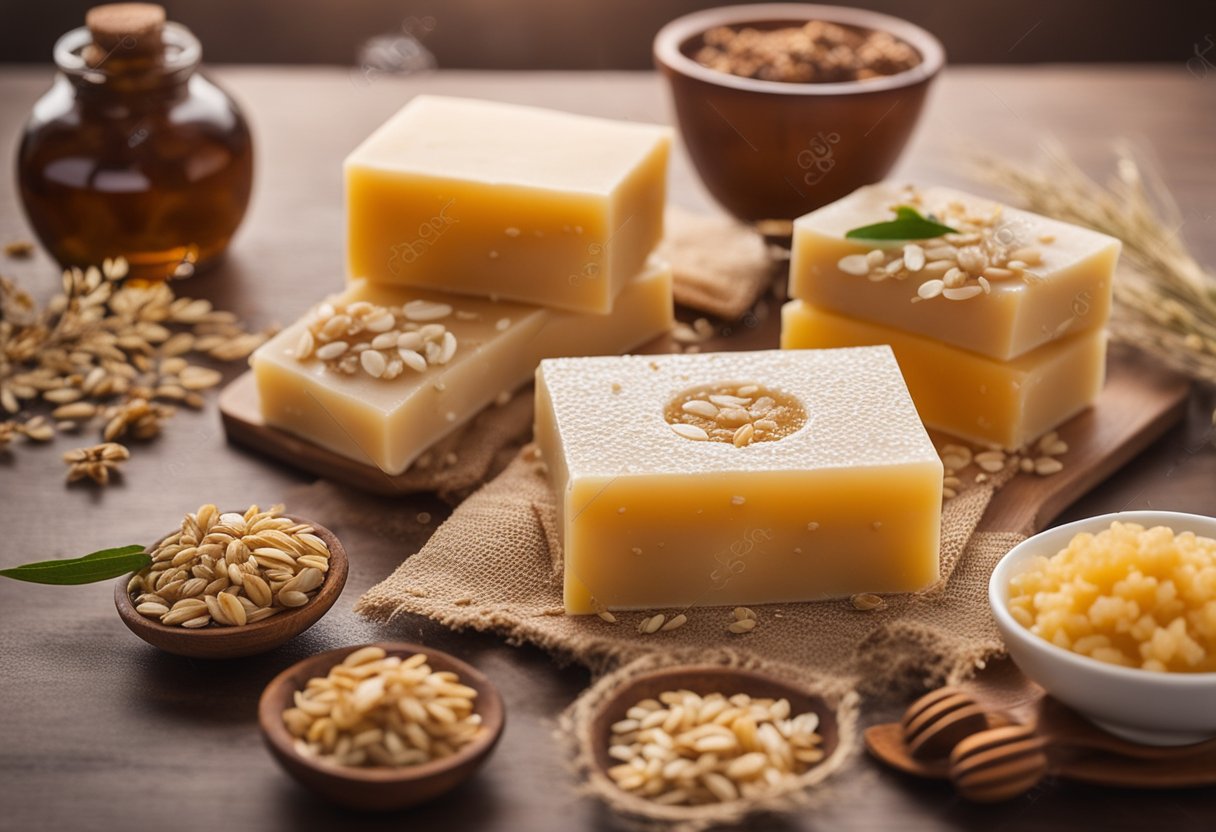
[114,514,348,659]
[654,4,944,228]
[258,642,505,811]
[588,665,840,798]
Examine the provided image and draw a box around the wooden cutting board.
[221,345,1191,508]
[969,351,1190,536]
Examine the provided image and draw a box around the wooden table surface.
[1,66,1214,832]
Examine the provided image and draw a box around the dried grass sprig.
[970,143,1216,400]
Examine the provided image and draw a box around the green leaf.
[844,205,958,241]
[0,545,149,585]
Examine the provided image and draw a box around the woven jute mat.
[659,206,776,321]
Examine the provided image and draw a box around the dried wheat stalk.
[971,143,1216,412]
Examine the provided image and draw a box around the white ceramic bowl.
[990,510,1216,746]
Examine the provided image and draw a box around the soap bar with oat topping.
[535,347,943,614]
[788,184,1120,361]
[251,261,672,476]
[345,95,672,314]
[781,300,1107,448]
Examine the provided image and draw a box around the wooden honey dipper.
[900,686,990,760]
[894,686,1216,802]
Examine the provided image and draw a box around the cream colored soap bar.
[346,95,671,314]
[781,300,1106,449]
[789,184,1119,360]
[252,262,673,475]
[536,348,943,614]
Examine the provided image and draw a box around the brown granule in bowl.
[695,20,921,83]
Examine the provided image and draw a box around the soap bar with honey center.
[345,95,671,314]
[788,184,1119,360]
[535,347,943,614]
[252,261,673,476]
[781,299,1106,449]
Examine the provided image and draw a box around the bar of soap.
[251,261,673,475]
[781,300,1107,448]
[789,184,1119,360]
[535,348,943,614]
[346,95,672,314]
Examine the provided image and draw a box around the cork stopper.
[84,3,165,63]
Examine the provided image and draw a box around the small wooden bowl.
[589,664,841,785]
[257,642,505,811]
[114,514,348,659]
[654,4,944,227]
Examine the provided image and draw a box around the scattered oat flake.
[660,613,688,632]
[639,613,666,634]
[4,240,34,258]
[63,442,129,485]
[727,617,756,634]
[671,423,709,441]
[1,256,269,481]
[851,593,887,611]
[1034,457,1064,476]
[837,254,870,276]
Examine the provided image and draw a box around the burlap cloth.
[285,209,1028,827]
[658,206,776,320]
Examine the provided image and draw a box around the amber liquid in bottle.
[17,19,253,282]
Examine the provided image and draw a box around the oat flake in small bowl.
[114,504,348,658]
[258,642,505,810]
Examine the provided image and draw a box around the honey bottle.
[17,3,253,281]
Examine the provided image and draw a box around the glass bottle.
[17,4,253,282]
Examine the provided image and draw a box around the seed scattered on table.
[63,442,130,485]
